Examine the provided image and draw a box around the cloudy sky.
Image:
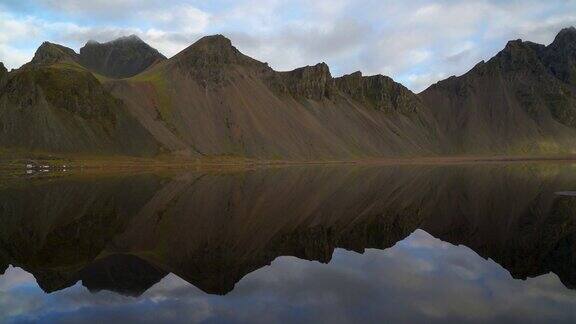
[0,0,575,92]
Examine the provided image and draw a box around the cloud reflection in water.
[2,230,576,324]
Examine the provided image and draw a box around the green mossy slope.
[0,61,160,156]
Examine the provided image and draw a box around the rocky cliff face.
[159,35,418,105]
[540,27,576,86]
[165,34,271,85]
[30,42,79,66]
[335,71,421,113]
[0,62,7,89]
[0,62,7,79]
[272,63,337,100]
[79,35,166,78]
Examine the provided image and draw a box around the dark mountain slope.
[0,62,7,79]
[79,35,167,79]
[335,71,423,113]
[0,62,7,88]
[541,27,576,87]
[108,35,443,159]
[421,27,576,155]
[0,43,160,155]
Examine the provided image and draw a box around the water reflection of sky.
[2,230,576,324]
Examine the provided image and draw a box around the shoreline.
[1,154,576,174]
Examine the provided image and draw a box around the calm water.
[1,164,576,323]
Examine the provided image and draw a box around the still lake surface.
[1,163,576,323]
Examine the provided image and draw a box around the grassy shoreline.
[2,151,576,174]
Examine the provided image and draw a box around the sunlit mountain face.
[1,163,576,323]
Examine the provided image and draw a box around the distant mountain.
[421,27,576,155]
[0,28,575,159]
[79,35,166,79]
[24,36,166,79]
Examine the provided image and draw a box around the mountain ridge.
[0,27,575,160]
[105,34,441,159]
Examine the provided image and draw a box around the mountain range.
[1,28,575,160]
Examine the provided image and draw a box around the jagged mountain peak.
[553,26,576,45]
[172,34,260,68]
[499,39,540,57]
[193,34,233,48]
[347,71,364,78]
[30,42,79,66]
[420,26,576,155]
[112,34,144,43]
[162,34,271,85]
[539,26,576,86]
[504,39,525,48]
[178,34,236,58]
[79,35,166,78]
[287,62,332,79]
[485,38,547,73]
[85,34,146,47]
[269,62,336,100]
[341,71,399,84]
[335,70,422,113]
[547,26,576,54]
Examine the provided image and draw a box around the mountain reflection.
[1,164,575,297]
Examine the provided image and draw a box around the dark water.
[1,164,576,323]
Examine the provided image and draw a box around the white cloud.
[0,45,31,69]
[406,73,448,92]
[0,15,41,42]
[137,5,211,34]
[0,12,43,68]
